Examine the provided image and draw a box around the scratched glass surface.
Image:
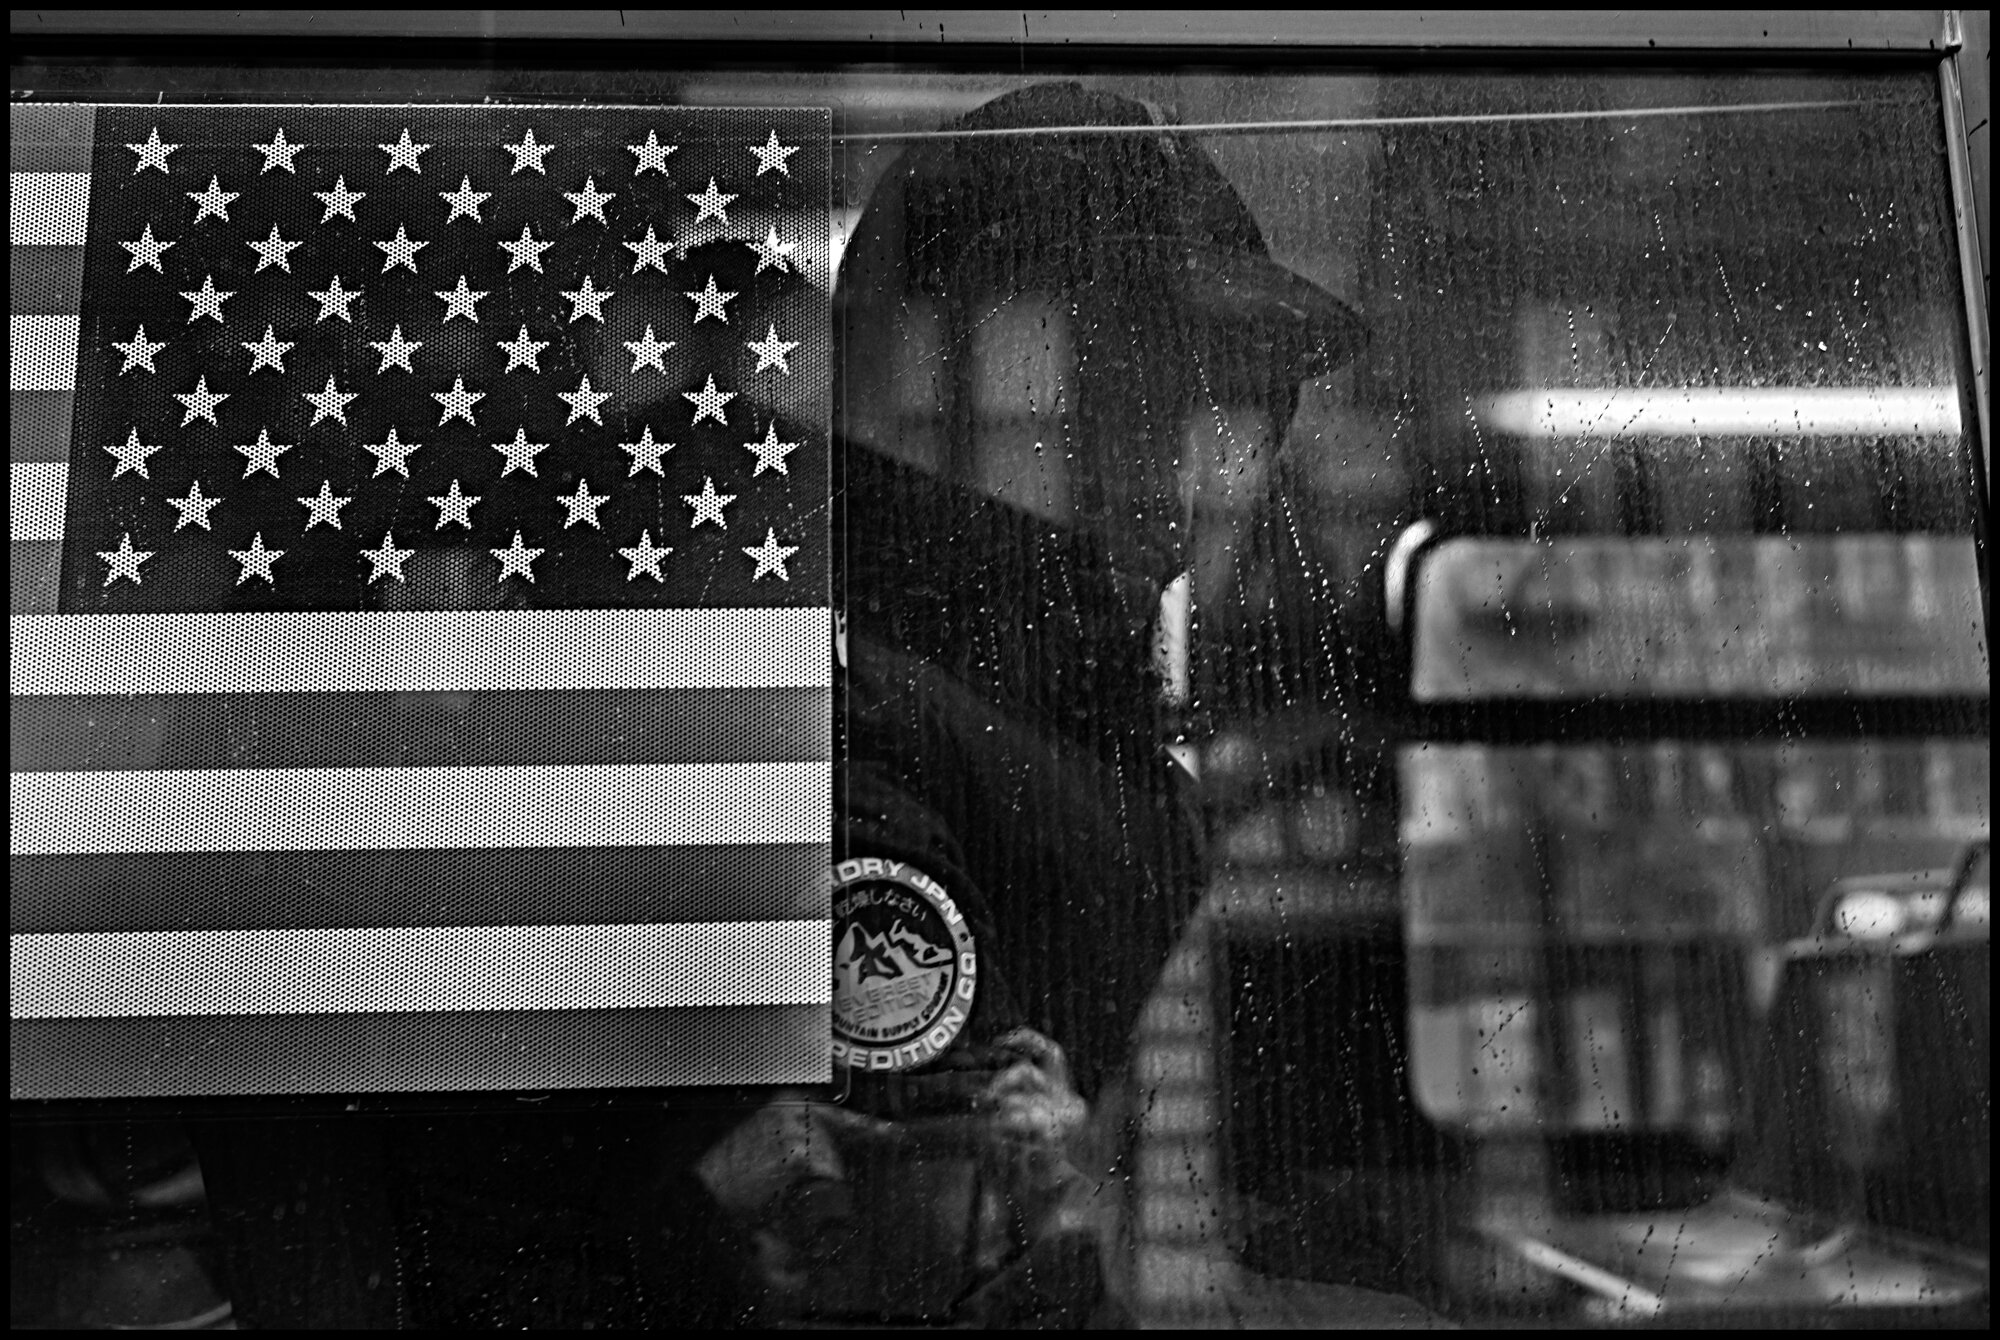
[9,58,1988,1329]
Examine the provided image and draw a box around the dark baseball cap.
[841,81,1366,381]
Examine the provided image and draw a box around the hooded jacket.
[836,440,1203,1100]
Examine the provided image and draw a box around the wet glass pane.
[1412,536,1987,699]
[10,51,1988,1329]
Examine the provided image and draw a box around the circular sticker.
[829,858,978,1073]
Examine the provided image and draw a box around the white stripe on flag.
[12,607,832,695]
[11,919,831,1018]
[10,171,91,247]
[11,761,830,856]
[10,462,68,542]
[11,315,80,391]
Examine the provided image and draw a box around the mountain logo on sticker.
[829,858,977,1073]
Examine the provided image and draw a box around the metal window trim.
[3,9,1959,54]
[1939,12,1993,511]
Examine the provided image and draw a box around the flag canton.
[61,105,829,612]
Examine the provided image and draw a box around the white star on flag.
[248,224,303,273]
[121,223,174,273]
[564,176,615,224]
[503,129,554,174]
[126,127,177,174]
[557,478,611,529]
[380,128,430,173]
[491,531,544,582]
[253,127,305,174]
[433,377,485,426]
[749,129,801,177]
[683,374,737,426]
[362,427,422,477]
[747,325,800,375]
[315,176,366,223]
[242,326,294,374]
[744,422,802,476]
[113,325,166,375]
[743,529,800,581]
[427,479,480,529]
[493,427,550,477]
[687,178,737,226]
[683,476,735,528]
[559,374,611,425]
[375,225,429,273]
[188,176,239,224]
[369,326,422,373]
[559,275,614,323]
[174,375,229,426]
[498,326,550,374]
[628,130,678,174]
[440,176,491,224]
[99,533,153,585]
[298,480,355,531]
[747,227,798,276]
[435,275,489,323]
[105,427,164,479]
[229,533,284,585]
[234,427,293,478]
[617,425,673,476]
[624,225,674,274]
[181,275,234,324]
[685,275,738,324]
[624,325,676,374]
[618,530,672,581]
[363,531,415,583]
[303,376,359,427]
[167,480,222,531]
[498,224,553,274]
[308,275,362,323]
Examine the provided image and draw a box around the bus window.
[10,25,1989,1330]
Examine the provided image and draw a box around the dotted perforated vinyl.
[15,761,830,855]
[10,608,830,696]
[12,920,829,1018]
[9,170,91,245]
[12,1004,830,1096]
[12,101,836,1097]
[10,316,81,390]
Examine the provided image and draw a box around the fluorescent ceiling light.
[1475,388,1961,438]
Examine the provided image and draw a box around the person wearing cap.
[694,81,1365,1326]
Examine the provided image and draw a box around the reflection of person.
[695,82,1364,1325]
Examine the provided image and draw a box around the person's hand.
[691,1031,1097,1320]
[977,1027,1090,1148]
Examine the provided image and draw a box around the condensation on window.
[9,56,1988,1330]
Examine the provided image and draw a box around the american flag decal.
[10,103,833,1097]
